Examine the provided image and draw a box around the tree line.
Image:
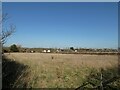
[3,44,119,55]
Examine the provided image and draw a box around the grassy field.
[3,53,119,88]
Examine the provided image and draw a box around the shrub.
[10,44,19,52]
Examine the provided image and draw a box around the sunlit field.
[3,53,118,88]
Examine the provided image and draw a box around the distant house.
[30,50,35,53]
[42,49,51,53]
[56,49,60,53]
[47,50,51,53]
[43,50,47,53]
[75,50,78,52]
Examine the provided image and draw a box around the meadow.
[3,53,119,88]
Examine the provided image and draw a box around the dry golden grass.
[4,53,118,88]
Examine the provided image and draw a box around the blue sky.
[3,2,118,48]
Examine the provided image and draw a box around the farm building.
[75,50,78,52]
[43,50,47,53]
[47,50,51,53]
[42,49,51,53]
[30,50,35,53]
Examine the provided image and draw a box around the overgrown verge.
[2,55,30,88]
[76,67,120,90]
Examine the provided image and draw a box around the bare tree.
[2,24,15,44]
[0,13,16,45]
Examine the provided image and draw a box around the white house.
[56,49,60,53]
[47,50,51,53]
[30,50,34,53]
[75,50,78,52]
[43,50,47,53]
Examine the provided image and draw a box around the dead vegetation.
[2,53,119,88]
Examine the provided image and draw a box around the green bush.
[10,44,19,52]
